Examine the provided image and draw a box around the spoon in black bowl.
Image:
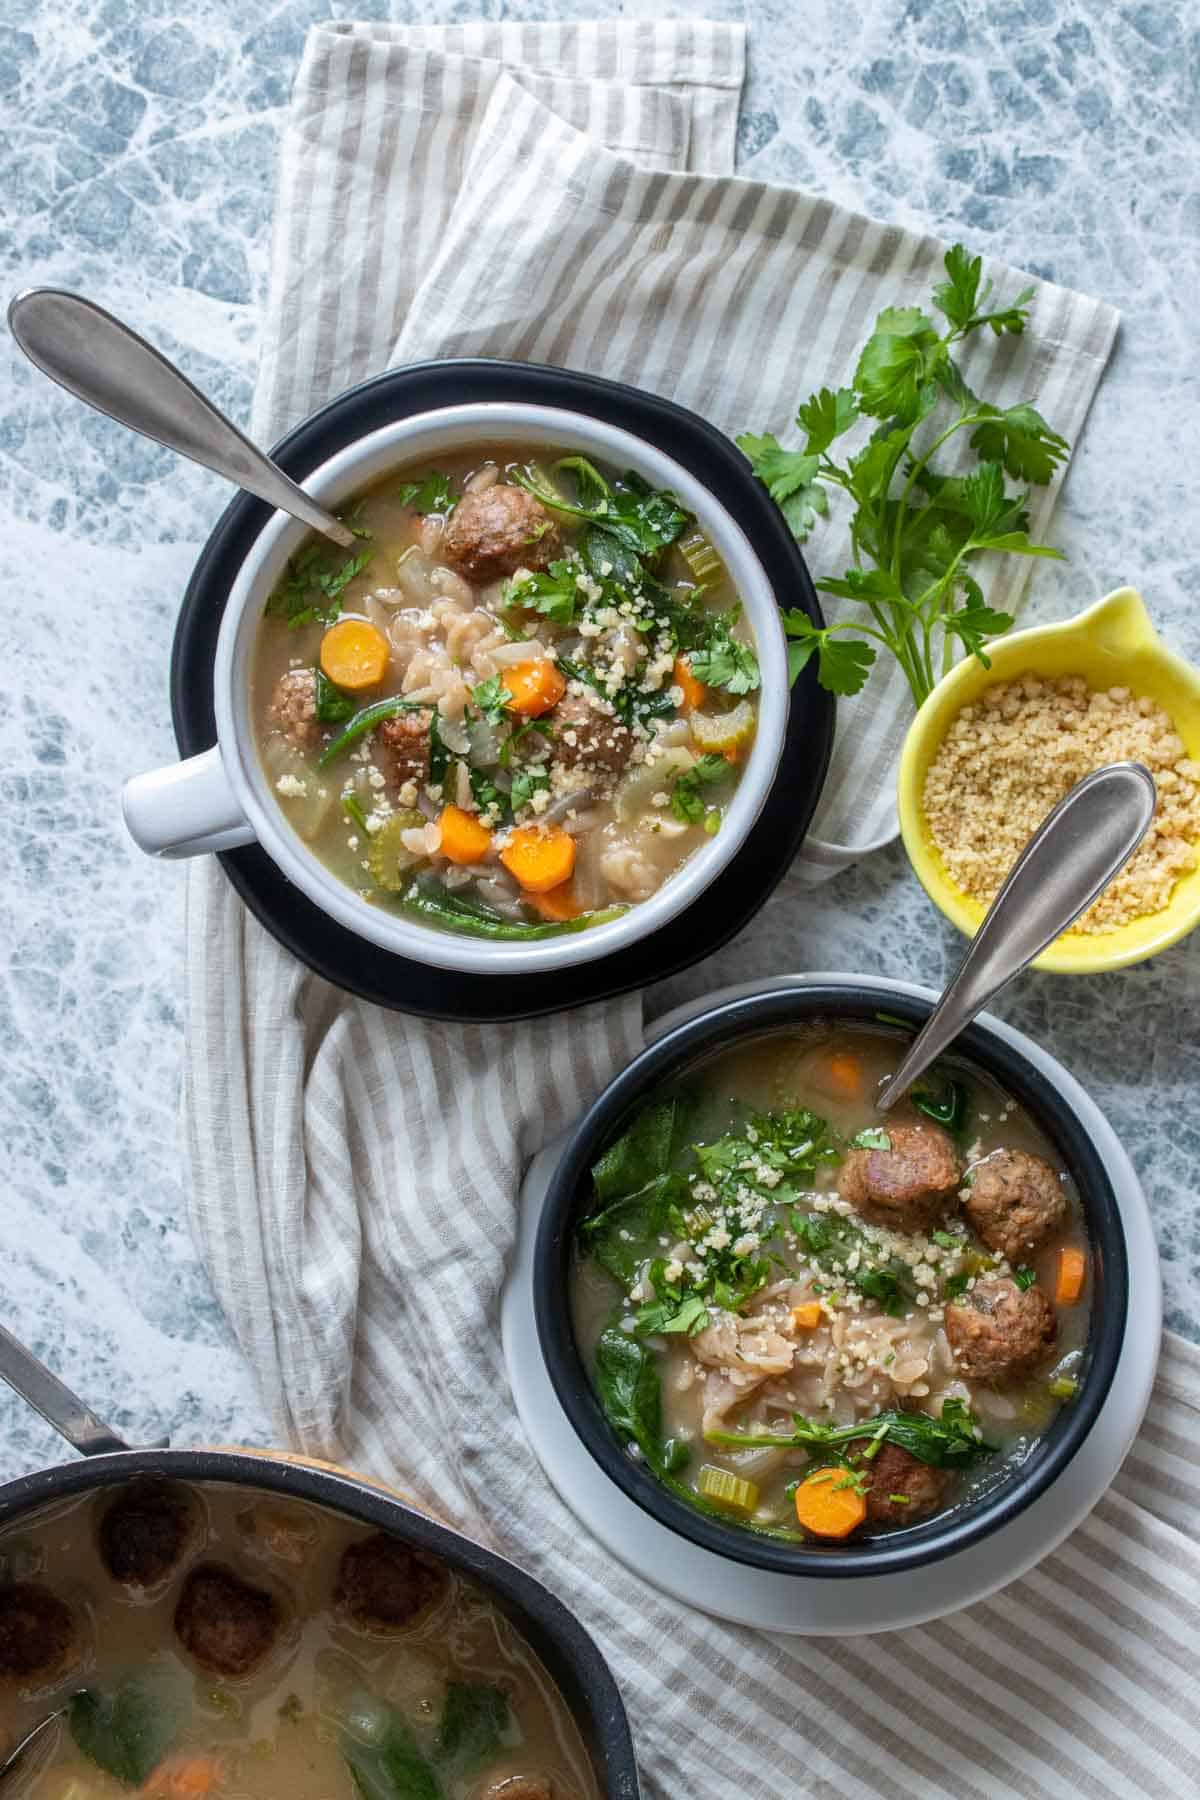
[877,760,1158,1112]
[7,288,356,549]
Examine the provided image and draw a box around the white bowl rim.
[212,402,790,976]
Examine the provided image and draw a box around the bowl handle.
[123,745,256,858]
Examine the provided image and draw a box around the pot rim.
[198,402,790,975]
[0,1445,639,1798]
[533,982,1129,1580]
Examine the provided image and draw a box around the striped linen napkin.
[184,21,1200,1798]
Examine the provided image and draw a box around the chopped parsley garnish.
[264,545,373,629]
[504,561,581,626]
[1013,1265,1038,1291]
[790,1209,917,1319]
[468,674,513,728]
[397,470,456,514]
[687,606,761,695]
[468,766,510,824]
[509,765,551,814]
[670,754,729,824]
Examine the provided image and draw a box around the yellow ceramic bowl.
[897,587,1200,973]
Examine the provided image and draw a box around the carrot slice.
[791,1302,823,1331]
[500,824,577,893]
[438,804,492,865]
[673,656,707,711]
[794,1468,867,1539]
[319,619,390,691]
[528,879,582,921]
[1054,1245,1086,1306]
[504,659,566,717]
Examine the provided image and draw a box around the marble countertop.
[2,0,1198,1479]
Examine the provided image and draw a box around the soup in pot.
[0,1481,599,1798]
[250,451,761,942]
[571,1025,1092,1544]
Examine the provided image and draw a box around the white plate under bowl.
[500,974,1162,1636]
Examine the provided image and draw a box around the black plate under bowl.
[171,360,835,1021]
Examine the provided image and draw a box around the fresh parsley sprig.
[738,244,1068,704]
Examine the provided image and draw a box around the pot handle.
[122,744,256,859]
[0,1321,168,1456]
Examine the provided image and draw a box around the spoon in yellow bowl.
[7,288,356,549]
[877,760,1156,1112]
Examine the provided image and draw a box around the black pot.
[534,983,1129,1580]
[0,1372,639,1795]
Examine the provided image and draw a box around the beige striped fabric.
[182,22,1196,1799]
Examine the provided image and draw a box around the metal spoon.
[0,1709,68,1788]
[877,760,1158,1112]
[7,288,355,550]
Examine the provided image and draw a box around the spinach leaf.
[707,1398,996,1468]
[911,1077,970,1142]
[436,1682,508,1766]
[316,668,356,724]
[790,1209,917,1319]
[69,1676,184,1786]
[343,1717,442,1800]
[593,1326,688,1475]
[402,883,623,942]
[592,1099,691,1205]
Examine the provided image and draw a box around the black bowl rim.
[168,356,836,1022]
[533,983,1129,1580]
[0,1446,639,1797]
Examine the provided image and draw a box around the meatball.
[945,1277,1057,1382]
[442,486,561,583]
[964,1149,1067,1264]
[377,709,433,790]
[99,1480,193,1590]
[174,1564,281,1677]
[837,1122,962,1229]
[334,1533,447,1634]
[0,1584,77,1686]
[862,1444,948,1525]
[551,690,634,776]
[479,1781,554,1800]
[267,668,320,752]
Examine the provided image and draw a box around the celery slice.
[697,1464,760,1516]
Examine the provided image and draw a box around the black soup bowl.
[533,983,1129,1580]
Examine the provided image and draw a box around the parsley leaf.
[509,765,551,814]
[467,767,510,824]
[796,386,859,456]
[853,307,944,422]
[688,608,761,695]
[504,560,581,627]
[499,718,553,768]
[397,470,456,514]
[781,611,877,696]
[969,403,1069,484]
[739,242,1070,704]
[670,754,729,824]
[264,546,373,629]
[469,674,513,728]
[1013,1266,1038,1291]
[734,433,828,544]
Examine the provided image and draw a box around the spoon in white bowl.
[7,288,356,549]
[877,760,1158,1112]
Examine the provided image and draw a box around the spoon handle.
[878,761,1158,1111]
[7,288,355,550]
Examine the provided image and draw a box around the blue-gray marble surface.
[2,0,1198,1478]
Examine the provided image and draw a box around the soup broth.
[0,1482,599,1799]
[250,448,761,942]
[572,1025,1092,1545]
